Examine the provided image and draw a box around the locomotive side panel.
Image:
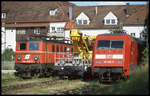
[129,40,138,74]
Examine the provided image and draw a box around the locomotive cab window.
[97,40,124,49]
[29,43,39,50]
[111,40,124,49]
[19,43,26,50]
[97,40,110,49]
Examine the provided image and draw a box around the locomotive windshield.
[111,41,124,49]
[97,40,124,49]
[19,43,26,50]
[29,43,39,50]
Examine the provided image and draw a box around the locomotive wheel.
[98,74,103,83]
[122,75,128,81]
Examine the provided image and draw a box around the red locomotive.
[91,33,138,81]
[15,39,73,78]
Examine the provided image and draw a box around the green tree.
[2,48,15,61]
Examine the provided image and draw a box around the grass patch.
[82,63,149,95]
[1,73,59,87]
[2,66,14,70]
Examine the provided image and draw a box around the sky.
[70,1,148,6]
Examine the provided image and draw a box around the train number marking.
[106,55,112,59]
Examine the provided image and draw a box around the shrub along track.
[2,77,63,94]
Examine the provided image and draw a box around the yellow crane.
[70,29,96,67]
[54,29,96,78]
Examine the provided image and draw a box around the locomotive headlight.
[34,56,38,61]
[17,56,21,60]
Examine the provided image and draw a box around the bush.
[142,46,149,63]
[2,48,15,61]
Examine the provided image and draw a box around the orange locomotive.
[15,39,73,78]
[92,33,138,82]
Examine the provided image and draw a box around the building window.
[16,29,26,34]
[57,27,64,32]
[106,20,110,24]
[49,10,55,16]
[83,20,88,24]
[105,19,117,25]
[111,19,116,24]
[49,9,57,16]
[1,13,6,19]
[78,20,82,25]
[131,33,135,37]
[77,20,89,25]
[34,28,40,34]
[51,27,55,32]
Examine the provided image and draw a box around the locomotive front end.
[15,41,44,78]
[92,35,127,82]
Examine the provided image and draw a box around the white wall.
[65,26,145,41]
[49,22,66,33]
[65,29,111,40]
[48,22,66,38]
[1,27,6,54]
[5,28,16,52]
[64,30,71,39]
[78,29,111,36]
[123,26,145,38]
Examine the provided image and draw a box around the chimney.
[124,3,130,17]
[95,6,98,16]
[69,6,72,20]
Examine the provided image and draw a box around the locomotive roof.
[98,33,141,43]
[99,33,127,36]
[16,39,72,45]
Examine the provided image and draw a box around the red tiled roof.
[124,6,148,25]
[64,19,75,29]
[1,1,73,23]
[71,4,148,29]
[2,1,148,29]
[5,23,48,28]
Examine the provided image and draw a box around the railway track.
[2,70,16,74]
[2,78,63,94]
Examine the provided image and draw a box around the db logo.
[25,54,30,59]
[106,55,112,59]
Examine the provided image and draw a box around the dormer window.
[106,20,110,24]
[104,11,118,25]
[78,20,82,25]
[77,20,88,25]
[76,12,90,25]
[111,19,116,24]
[83,20,88,24]
[105,19,116,25]
[1,12,6,19]
[49,9,57,16]
[34,28,40,34]
[49,10,55,16]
